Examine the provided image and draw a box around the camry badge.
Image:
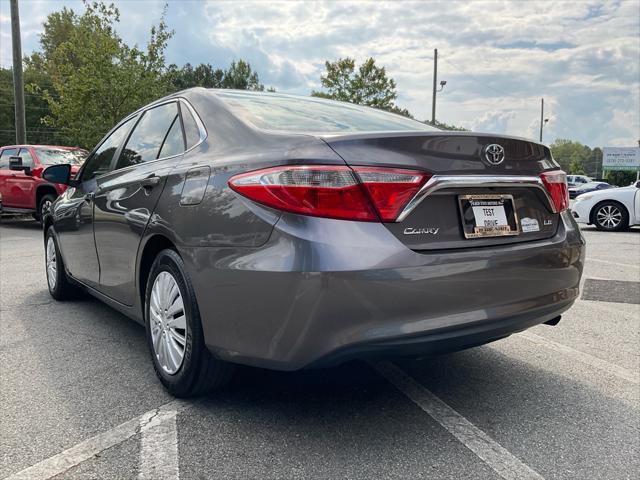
[404,227,440,235]
[484,144,505,165]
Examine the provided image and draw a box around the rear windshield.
[215,91,439,134]
[35,148,88,165]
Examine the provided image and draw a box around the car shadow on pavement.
[0,216,41,230]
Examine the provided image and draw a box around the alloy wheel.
[41,199,52,218]
[596,205,622,229]
[149,271,187,375]
[46,236,57,290]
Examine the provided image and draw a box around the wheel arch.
[35,184,58,210]
[589,199,630,226]
[138,234,179,312]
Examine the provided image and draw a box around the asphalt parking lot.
[1,217,638,480]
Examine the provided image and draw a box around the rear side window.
[181,106,201,149]
[0,148,18,169]
[118,102,182,169]
[81,117,136,181]
[158,116,185,159]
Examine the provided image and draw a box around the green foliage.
[26,1,174,149]
[0,67,59,146]
[549,139,599,176]
[605,170,638,187]
[167,60,266,91]
[311,57,409,116]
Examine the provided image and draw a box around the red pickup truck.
[0,145,87,221]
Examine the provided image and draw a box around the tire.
[45,227,80,300]
[144,249,234,397]
[592,201,629,232]
[35,194,56,223]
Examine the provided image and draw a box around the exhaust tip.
[543,315,562,326]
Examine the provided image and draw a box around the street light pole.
[10,0,26,144]
[431,48,437,125]
[539,98,544,143]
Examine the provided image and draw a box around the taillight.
[228,165,430,222]
[352,167,429,221]
[540,170,569,213]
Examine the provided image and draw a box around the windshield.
[581,182,606,188]
[35,147,87,165]
[215,90,439,134]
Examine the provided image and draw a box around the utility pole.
[431,48,437,125]
[539,98,544,143]
[10,0,26,144]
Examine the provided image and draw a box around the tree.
[167,60,265,91]
[0,67,58,146]
[549,139,592,174]
[312,57,408,116]
[26,1,174,149]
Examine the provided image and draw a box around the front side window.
[18,148,34,167]
[81,117,135,182]
[117,102,182,169]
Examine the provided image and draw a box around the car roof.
[0,144,87,150]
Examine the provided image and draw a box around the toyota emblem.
[484,144,505,165]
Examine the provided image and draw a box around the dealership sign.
[602,147,640,171]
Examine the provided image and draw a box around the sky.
[0,0,638,147]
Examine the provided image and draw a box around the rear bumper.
[182,210,585,370]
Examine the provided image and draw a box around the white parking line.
[374,361,544,480]
[139,410,179,480]
[517,331,639,384]
[4,400,189,480]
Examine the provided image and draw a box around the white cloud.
[1,0,638,147]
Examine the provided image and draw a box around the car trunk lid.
[322,131,561,250]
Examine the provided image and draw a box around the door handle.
[140,176,161,189]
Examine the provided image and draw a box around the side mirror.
[9,156,31,176]
[636,180,640,188]
[43,164,72,185]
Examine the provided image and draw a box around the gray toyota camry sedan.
[42,89,585,397]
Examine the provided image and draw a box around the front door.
[6,147,37,209]
[56,117,136,287]
[93,101,186,306]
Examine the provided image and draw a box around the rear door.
[55,117,136,287]
[93,100,186,306]
[325,132,560,251]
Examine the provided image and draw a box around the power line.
[440,54,578,139]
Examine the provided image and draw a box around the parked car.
[0,145,87,221]
[567,174,592,188]
[572,180,640,231]
[42,89,585,397]
[569,181,614,199]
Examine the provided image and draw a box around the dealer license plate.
[458,194,520,239]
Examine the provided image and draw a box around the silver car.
[42,89,585,397]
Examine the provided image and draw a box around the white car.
[567,174,592,187]
[572,181,640,231]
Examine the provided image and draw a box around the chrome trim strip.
[396,175,555,222]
